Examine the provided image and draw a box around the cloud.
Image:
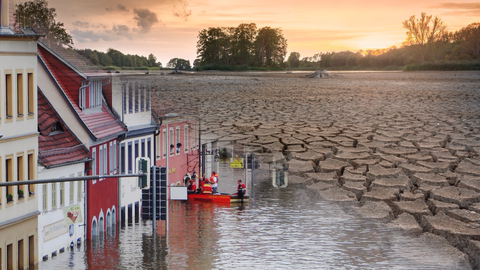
[133,8,159,33]
[432,2,480,16]
[71,29,120,42]
[73,21,90,28]
[111,24,133,39]
[173,0,192,21]
[434,2,480,9]
[106,4,130,13]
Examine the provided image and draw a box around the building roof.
[37,42,127,142]
[38,89,90,168]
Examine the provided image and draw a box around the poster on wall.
[62,204,83,225]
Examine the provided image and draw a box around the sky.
[38,0,480,66]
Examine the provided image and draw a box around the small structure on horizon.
[306,70,330,78]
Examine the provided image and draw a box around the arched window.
[91,217,98,237]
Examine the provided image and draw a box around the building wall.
[156,119,199,186]
[86,140,118,240]
[1,20,40,268]
[37,163,86,261]
[118,134,153,225]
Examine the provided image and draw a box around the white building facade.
[0,1,41,268]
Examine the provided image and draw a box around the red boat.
[187,193,249,203]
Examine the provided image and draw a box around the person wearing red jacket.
[187,179,196,194]
[201,180,212,194]
[237,180,246,201]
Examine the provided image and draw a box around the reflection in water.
[40,173,462,269]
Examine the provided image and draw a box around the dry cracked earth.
[153,70,480,268]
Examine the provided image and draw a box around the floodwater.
[39,162,465,269]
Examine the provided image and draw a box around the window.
[103,144,108,175]
[110,142,114,174]
[175,127,180,154]
[127,142,132,173]
[42,184,47,211]
[77,172,82,202]
[184,125,189,153]
[80,80,102,109]
[6,157,13,202]
[52,183,57,209]
[17,73,24,118]
[162,129,167,158]
[60,182,64,206]
[91,148,96,184]
[99,147,103,176]
[17,155,24,199]
[190,124,196,151]
[134,140,139,160]
[120,143,125,174]
[169,128,174,155]
[6,73,12,119]
[113,141,117,174]
[69,176,74,203]
[141,139,145,157]
[147,138,151,160]
[50,122,64,134]
[28,152,34,195]
[28,73,34,115]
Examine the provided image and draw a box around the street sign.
[230,157,244,168]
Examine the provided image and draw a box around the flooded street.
[40,162,469,269]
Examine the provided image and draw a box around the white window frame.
[175,126,180,155]
[92,148,97,184]
[162,129,167,158]
[184,125,189,153]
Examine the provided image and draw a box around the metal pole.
[251,154,254,198]
[152,166,156,234]
[198,117,201,178]
[166,119,169,236]
[0,174,145,186]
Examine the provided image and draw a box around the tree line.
[195,23,287,70]
[75,48,162,69]
[287,14,480,70]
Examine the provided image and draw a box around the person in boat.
[201,180,213,194]
[183,173,191,186]
[210,171,218,194]
[192,171,198,181]
[187,179,196,194]
[237,180,246,201]
[197,177,205,193]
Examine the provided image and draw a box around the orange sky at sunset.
[42,0,480,66]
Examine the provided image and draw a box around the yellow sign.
[230,158,244,168]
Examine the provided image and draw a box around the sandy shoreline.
[153,70,480,268]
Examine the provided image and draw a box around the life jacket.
[188,183,196,192]
[210,174,218,184]
[202,183,212,194]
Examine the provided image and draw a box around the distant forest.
[74,48,163,70]
[195,20,480,71]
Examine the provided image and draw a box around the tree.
[232,23,257,66]
[167,58,191,70]
[287,52,300,68]
[15,0,73,47]
[254,27,287,67]
[148,53,161,67]
[454,22,480,60]
[402,13,448,62]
